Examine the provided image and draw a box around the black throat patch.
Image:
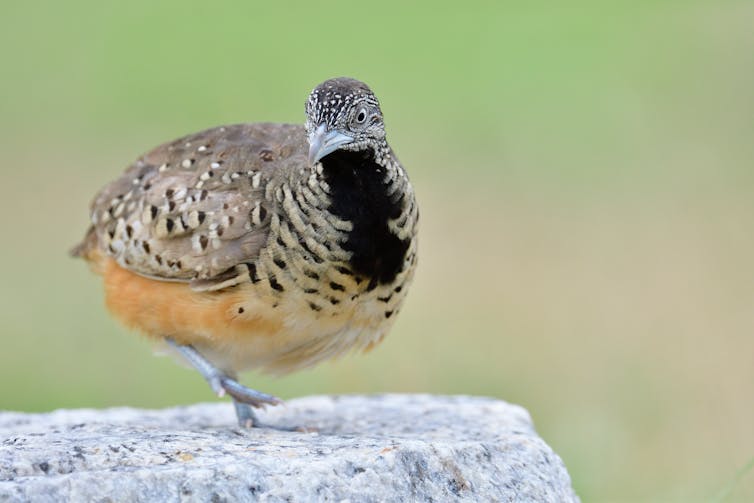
[321,149,409,285]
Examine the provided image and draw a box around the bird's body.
[74,78,418,423]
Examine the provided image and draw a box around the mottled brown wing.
[77,123,308,291]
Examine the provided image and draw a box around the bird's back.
[75,123,307,286]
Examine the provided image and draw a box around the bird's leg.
[165,338,282,427]
[233,399,258,429]
[165,337,225,395]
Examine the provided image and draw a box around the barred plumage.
[74,78,418,426]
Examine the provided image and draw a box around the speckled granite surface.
[0,394,578,502]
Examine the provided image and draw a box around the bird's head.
[305,77,386,165]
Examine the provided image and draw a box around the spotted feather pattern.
[81,124,304,288]
[74,78,419,374]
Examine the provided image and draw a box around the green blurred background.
[1,1,753,500]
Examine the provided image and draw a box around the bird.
[72,77,419,427]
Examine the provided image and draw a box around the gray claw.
[221,377,283,408]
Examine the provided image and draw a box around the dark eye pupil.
[357,111,366,122]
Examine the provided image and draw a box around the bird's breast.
[318,149,413,286]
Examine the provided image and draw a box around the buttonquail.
[72,78,419,427]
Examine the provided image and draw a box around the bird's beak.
[308,123,354,165]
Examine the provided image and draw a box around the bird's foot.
[219,375,282,408]
[232,400,317,431]
[165,338,283,427]
[233,400,258,428]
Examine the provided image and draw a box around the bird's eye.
[351,107,368,128]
